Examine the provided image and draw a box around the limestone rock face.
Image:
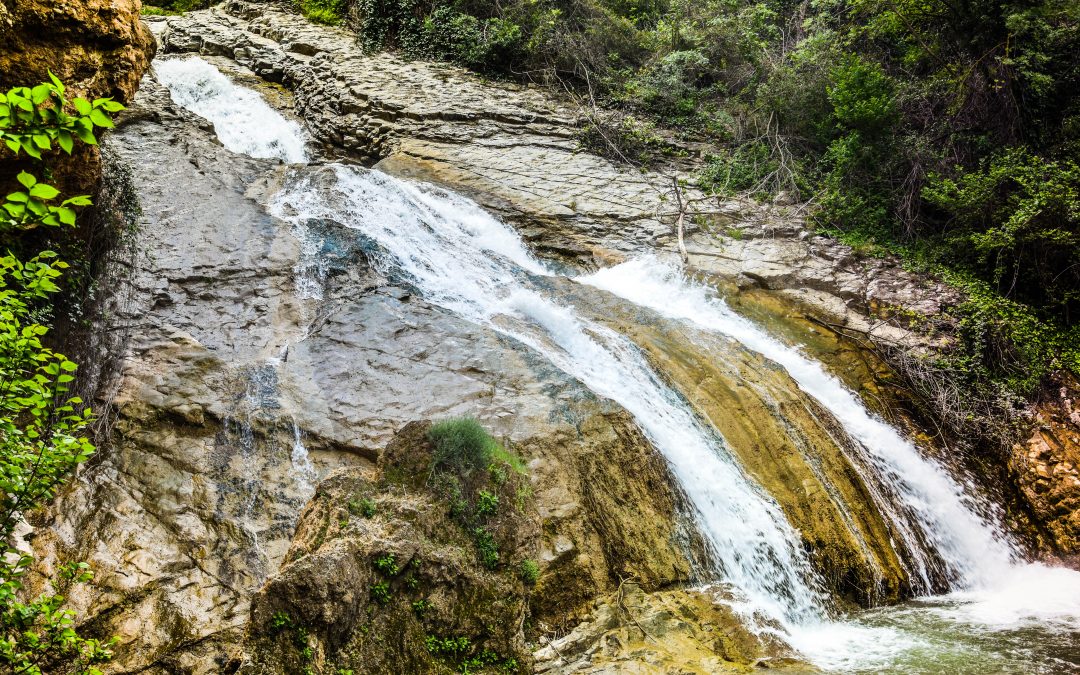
[533,584,804,674]
[158,1,967,351]
[159,1,675,261]
[1012,383,1080,556]
[241,421,539,674]
[26,70,700,672]
[0,0,152,102]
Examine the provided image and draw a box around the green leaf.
[63,195,92,207]
[57,130,74,154]
[88,109,114,128]
[16,172,36,189]
[48,70,65,94]
[30,84,51,105]
[32,134,51,150]
[73,98,92,116]
[56,208,76,226]
[6,192,28,203]
[28,184,60,200]
[73,125,97,146]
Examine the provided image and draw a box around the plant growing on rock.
[373,553,399,577]
[519,560,539,586]
[0,77,121,675]
[370,581,392,605]
[428,417,499,475]
[348,495,377,518]
[475,490,498,517]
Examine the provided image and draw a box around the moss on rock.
[240,420,539,673]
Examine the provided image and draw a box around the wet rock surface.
[240,422,538,674]
[23,1,1078,672]
[28,70,700,673]
[158,1,964,355]
[1013,383,1080,555]
[533,583,803,674]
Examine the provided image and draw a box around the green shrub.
[370,581,391,605]
[473,527,499,569]
[297,0,348,26]
[0,76,122,675]
[424,8,523,70]
[519,559,539,585]
[141,0,210,11]
[427,417,499,475]
[698,141,776,197]
[475,490,498,518]
[373,553,399,577]
[353,0,427,53]
[348,496,377,518]
[922,149,1080,314]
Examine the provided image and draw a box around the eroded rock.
[27,68,701,672]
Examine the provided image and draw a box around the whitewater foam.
[154,56,308,163]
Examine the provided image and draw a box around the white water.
[581,257,1017,588]
[290,421,318,497]
[159,59,1080,672]
[271,167,827,627]
[154,57,308,163]
[581,257,1080,666]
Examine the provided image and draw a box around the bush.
[427,417,499,475]
[698,141,777,197]
[373,553,399,576]
[297,0,348,26]
[475,489,498,517]
[370,581,391,604]
[424,8,524,70]
[142,0,210,11]
[922,149,1080,315]
[348,496,377,518]
[519,559,539,585]
[0,76,122,675]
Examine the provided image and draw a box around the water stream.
[156,56,1080,672]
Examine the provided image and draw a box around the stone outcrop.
[0,0,154,192]
[240,421,539,674]
[23,0,1079,671]
[0,0,152,102]
[27,69,702,672]
[533,584,803,674]
[157,1,967,356]
[1013,381,1080,556]
[158,1,1080,565]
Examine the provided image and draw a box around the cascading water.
[272,166,828,628]
[158,56,1080,673]
[581,257,1017,590]
[154,56,309,163]
[290,421,318,497]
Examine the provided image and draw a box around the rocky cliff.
[16,1,1080,673]
[28,69,715,672]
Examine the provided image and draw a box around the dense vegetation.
[333,0,1079,407]
[0,77,121,673]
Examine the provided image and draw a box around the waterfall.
[271,167,827,626]
[158,56,1080,672]
[154,56,309,163]
[580,257,1018,591]
[290,421,318,497]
